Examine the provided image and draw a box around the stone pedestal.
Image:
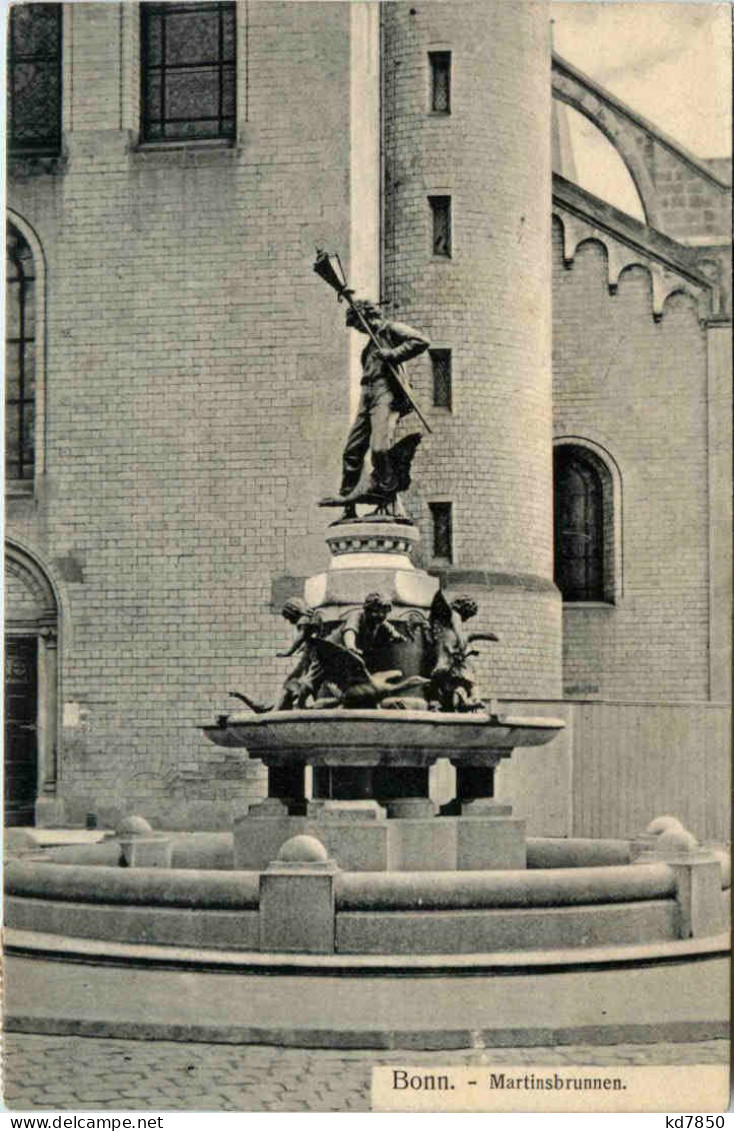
[259,836,339,954]
[235,811,527,872]
[669,857,726,939]
[304,519,438,622]
[632,820,727,939]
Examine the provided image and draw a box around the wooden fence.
[570,700,731,843]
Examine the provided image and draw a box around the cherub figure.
[275,597,326,709]
[340,592,406,673]
[229,597,326,713]
[428,591,499,712]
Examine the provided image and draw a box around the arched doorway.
[5,543,60,826]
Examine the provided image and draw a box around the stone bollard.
[633,819,726,939]
[259,835,339,954]
[115,815,172,869]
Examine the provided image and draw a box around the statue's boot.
[371,451,399,501]
[366,493,408,520]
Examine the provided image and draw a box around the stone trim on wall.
[553,201,711,323]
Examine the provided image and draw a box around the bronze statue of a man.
[322,298,429,520]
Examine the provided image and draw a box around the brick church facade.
[5,2,731,839]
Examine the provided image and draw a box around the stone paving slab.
[3,1034,729,1112]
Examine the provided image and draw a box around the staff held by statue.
[313,250,432,435]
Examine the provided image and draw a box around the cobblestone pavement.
[3,1035,729,1112]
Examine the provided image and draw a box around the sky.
[552,2,732,158]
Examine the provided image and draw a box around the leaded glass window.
[141,2,236,142]
[554,447,604,601]
[429,52,451,114]
[6,225,36,481]
[431,348,452,409]
[8,4,62,154]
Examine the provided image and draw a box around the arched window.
[6,224,36,482]
[554,444,614,602]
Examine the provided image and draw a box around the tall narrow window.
[430,348,452,409]
[554,447,604,601]
[6,225,36,482]
[429,51,451,113]
[430,502,453,562]
[429,196,452,257]
[8,4,62,154]
[141,2,236,142]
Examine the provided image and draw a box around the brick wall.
[7,1,354,828]
[552,216,711,701]
[647,147,731,245]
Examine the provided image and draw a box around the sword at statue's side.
[313,249,433,435]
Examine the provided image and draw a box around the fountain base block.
[234,810,526,872]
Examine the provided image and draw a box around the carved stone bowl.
[203,709,565,769]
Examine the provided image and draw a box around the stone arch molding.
[553,435,624,603]
[553,210,710,324]
[551,81,659,229]
[6,541,58,624]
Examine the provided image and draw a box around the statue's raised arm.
[314,250,430,522]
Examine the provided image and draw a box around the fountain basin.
[204,709,566,871]
[204,709,565,768]
[5,832,728,1049]
[5,854,728,955]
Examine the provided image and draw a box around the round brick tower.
[382,0,561,699]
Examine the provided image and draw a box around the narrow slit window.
[431,349,452,409]
[429,51,451,113]
[429,196,452,257]
[141,2,236,142]
[430,502,453,562]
